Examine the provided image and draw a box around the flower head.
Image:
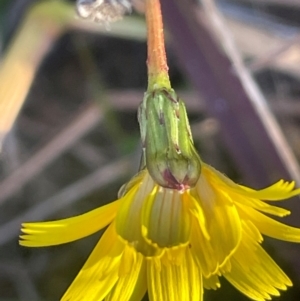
[20,163,300,301]
[19,0,300,300]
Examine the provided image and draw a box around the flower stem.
[145,0,171,91]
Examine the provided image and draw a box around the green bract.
[138,88,201,189]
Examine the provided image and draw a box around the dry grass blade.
[220,12,300,79]
[0,1,73,149]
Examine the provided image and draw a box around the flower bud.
[138,88,201,190]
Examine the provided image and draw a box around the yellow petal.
[118,245,138,277]
[238,205,300,243]
[231,194,290,217]
[190,216,218,277]
[192,171,241,276]
[224,228,291,301]
[241,219,263,243]
[20,200,120,247]
[142,187,191,248]
[238,180,300,201]
[147,249,203,301]
[116,171,192,256]
[128,259,147,301]
[186,191,209,240]
[118,170,148,198]
[185,249,204,301]
[162,247,186,266]
[203,274,221,290]
[204,164,300,201]
[61,223,124,301]
[116,175,160,257]
[105,249,144,301]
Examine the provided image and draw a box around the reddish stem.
[145,0,171,91]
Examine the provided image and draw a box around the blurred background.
[0,0,300,300]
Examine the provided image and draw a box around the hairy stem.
[145,0,171,91]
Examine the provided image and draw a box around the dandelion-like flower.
[20,164,300,301]
[20,0,300,300]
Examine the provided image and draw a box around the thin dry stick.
[214,5,300,79]
[0,104,102,204]
[107,90,204,112]
[248,36,300,72]
[238,0,300,8]
[107,90,300,117]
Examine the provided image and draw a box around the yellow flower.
[20,163,300,301]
